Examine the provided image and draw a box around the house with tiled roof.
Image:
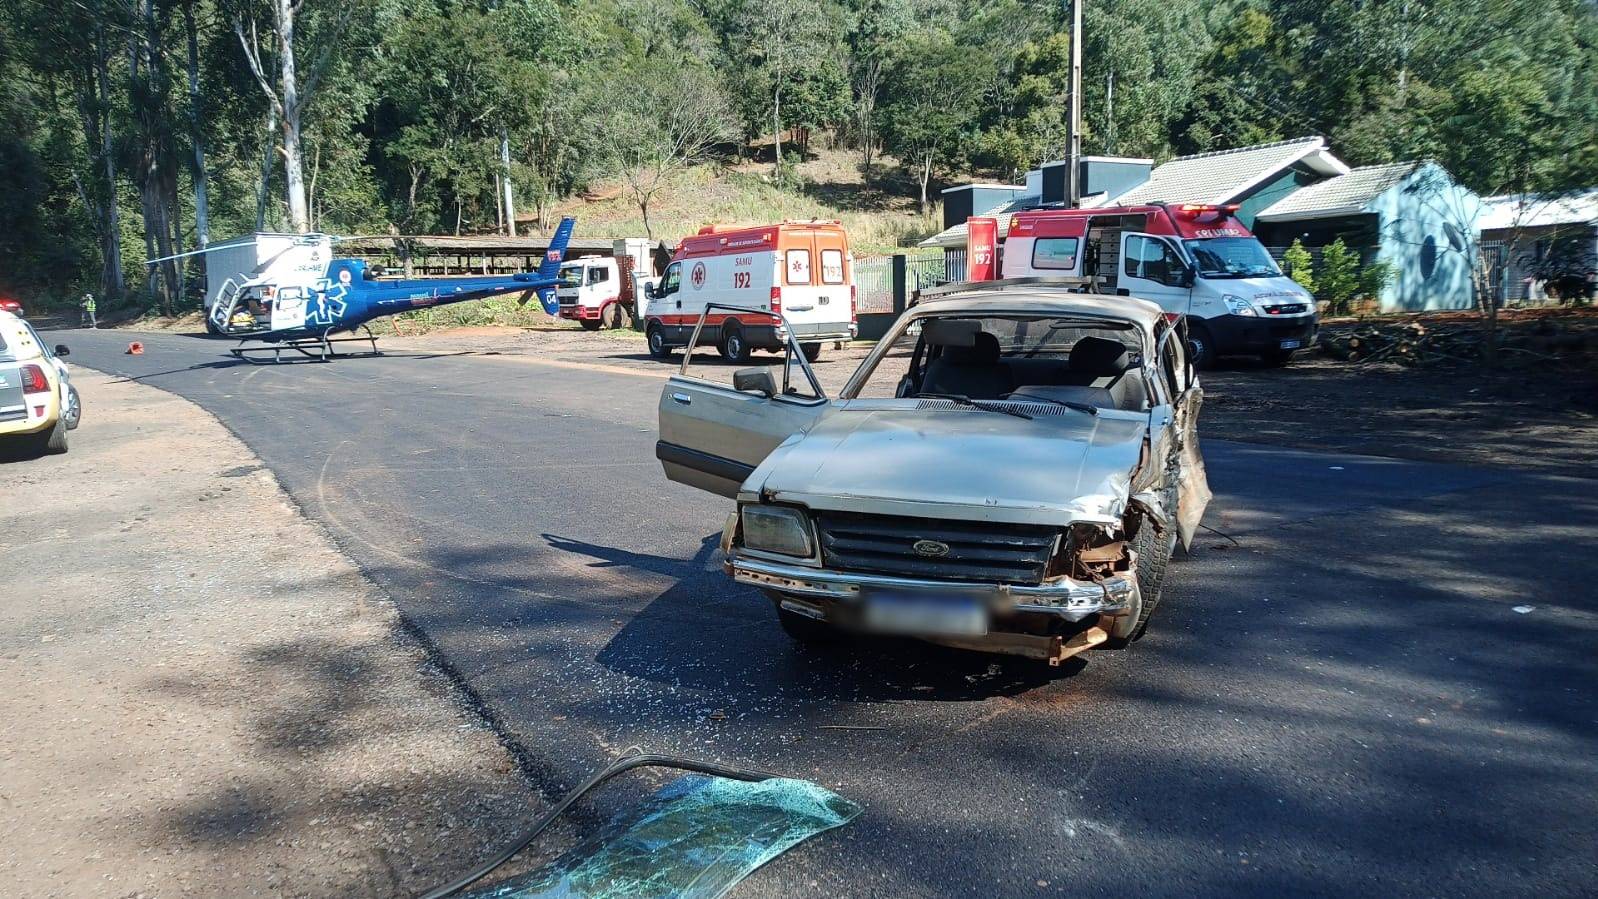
[1254,161,1483,311]
[916,138,1485,311]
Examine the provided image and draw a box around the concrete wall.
[1371,164,1482,311]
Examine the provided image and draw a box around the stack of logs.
[1319,318,1598,367]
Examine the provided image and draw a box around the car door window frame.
[679,302,827,404]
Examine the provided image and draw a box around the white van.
[644,222,857,363]
[998,203,1317,366]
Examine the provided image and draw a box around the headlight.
[1222,294,1256,316]
[740,504,814,557]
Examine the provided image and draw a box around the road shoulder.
[0,370,532,897]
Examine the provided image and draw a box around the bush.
[1282,239,1316,293]
[1320,238,1361,315]
[1357,259,1394,306]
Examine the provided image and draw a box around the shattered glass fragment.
[466,775,860,899]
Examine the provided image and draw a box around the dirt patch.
[0,370,534,897]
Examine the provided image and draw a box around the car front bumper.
[1208,312,1318,354]
[729,553,1135,622]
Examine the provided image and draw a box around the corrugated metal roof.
[340,235,668,255]
[1254,161,1423,221]
[1109,136,1347,206]
[1478,188,1598,231]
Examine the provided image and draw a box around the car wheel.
[646,323,673,359]
[1260,348,1295,367]
[1104,512,1177,648]
[719,326,750,363]
[579,317,603,331]
[766,594,843,645]
[64,386,81,430]
[33,415,69,455]
[1185,322,1216,370]
[800,342,823,362]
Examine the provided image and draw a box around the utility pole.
[1105,70,1115,156]
[1066,0,1083,206]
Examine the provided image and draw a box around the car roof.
[911,282,1166,330]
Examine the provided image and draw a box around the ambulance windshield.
[1183,237,1282,279]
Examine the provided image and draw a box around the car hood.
[747,406,1149,526]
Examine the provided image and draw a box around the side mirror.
[1177,267,1196,289]
[732,367,778,398]
[54,345,70,357]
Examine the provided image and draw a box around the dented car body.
[656,282,1210,663]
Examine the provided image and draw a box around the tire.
[646,322,674,359]
[1106,511,1176,647]
[63,386,81,430]
[1185,321,1217,370]
[601,303,621,329]
[719,325,750,363]
[1260,348,1295,367]
[579,317,603,331]
[800,342,823,362]
[766,593,842,644]
[29,415,69,456]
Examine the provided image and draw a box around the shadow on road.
[542,531,1081,702]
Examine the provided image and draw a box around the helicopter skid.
[230,327,383,364]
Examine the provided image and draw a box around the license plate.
[861,591,988,637]
[1279,339,1301,349]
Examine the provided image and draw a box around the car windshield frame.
[1183,237,1283,279]
[841,307,1150,402]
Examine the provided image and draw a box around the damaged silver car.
[655,281,1211,664]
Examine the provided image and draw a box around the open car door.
[656,304,830,498]
[1154,319,1212,548]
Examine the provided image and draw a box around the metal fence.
[853,252,950,312]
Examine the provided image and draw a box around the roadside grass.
[548,155,944,256]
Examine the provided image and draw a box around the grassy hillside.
[546,149,946,256]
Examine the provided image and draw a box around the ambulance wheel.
[646,322,674,358]
[580,318,603,331]
[800,342,823,362]
[1185,321,1216,370]
[719,326,750,363]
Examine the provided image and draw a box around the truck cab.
[556,257,624,330]
[1000,203,1317,367]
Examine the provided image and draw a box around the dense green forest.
[1,0,1594,312]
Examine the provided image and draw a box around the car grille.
[1262,303,1309,315]
[813,511,1059,585]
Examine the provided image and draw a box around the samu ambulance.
[997,203,1317,366]
[643,222,857,363]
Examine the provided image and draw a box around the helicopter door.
[271,287,307,331]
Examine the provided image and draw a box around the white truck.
[555,241,659,331]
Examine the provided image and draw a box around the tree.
[235,0,352,233]
[595,60,735,238]
[1283,239,1316,293]
[879,30,987,213]
[1319,238,1361,315]
[735,0,846,177]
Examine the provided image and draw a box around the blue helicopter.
[156,217,575,363]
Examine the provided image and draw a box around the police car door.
[657,303,829,498]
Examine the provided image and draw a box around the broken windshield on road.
[466,775,860,899]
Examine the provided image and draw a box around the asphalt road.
[54,328,1598,897]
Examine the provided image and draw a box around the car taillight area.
[20,364,50,394]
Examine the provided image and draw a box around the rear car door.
[657,303,829,498]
